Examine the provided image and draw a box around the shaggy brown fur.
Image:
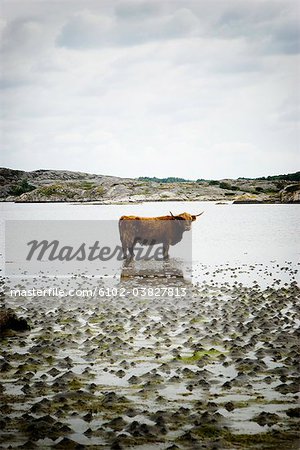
[119,212,203,259]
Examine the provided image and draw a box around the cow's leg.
[128,246,134,259]
[122,245,128,259]
[163,242,169,259]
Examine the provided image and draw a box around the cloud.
[0,0,299,178]
[56,7,202,49]
[56,10,114,49]
[54,1,300,56]
[115,0,161,19]
[215,1,300,55]
[1,16,56,56]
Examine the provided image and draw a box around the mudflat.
[1,269,299,449]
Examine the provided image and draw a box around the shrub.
[219,182,232,190]
[9,178,35,196]
[208,180,219,185]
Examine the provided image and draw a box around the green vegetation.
[95,186,105,196]
[17,180,104,199]
[138,176,192,183]
[257,171,300,182]
[177,348,222,362]
[39,184,63,197]
[79,181,96,190]
[64,181,98,190]
[39,185,63,196]
[9,178,35,196]
[219,182,232,190]
[39,184,76,198]
[219,182,238,191]
[238,171,300,182]
[68,378,83,390]
[139,172,299,184]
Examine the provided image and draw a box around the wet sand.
[0,265,299,449]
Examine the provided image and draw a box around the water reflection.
[120,257,186,280]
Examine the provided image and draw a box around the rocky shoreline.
[1,168,299,204]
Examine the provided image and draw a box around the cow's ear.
[192,215,196,221]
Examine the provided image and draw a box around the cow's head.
[169,211,204,230]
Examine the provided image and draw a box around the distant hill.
[0,167,299,203]
[254,172,300,182]
[140,172,300,183]
[138,176,193,183]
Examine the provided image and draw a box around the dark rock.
[111,440,124,450]
[107,416,127,431]
[253,412,280,426]
[224,402,235,412]
[125,408,140,417]
[286,407,300,418]
[126,421,154,437]
[0,308,30,333]
[48,367,60,377]
[53,437,84,449]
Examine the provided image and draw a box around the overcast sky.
[0,0,299,179]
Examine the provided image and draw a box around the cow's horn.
[195,212,204,216]
[169,211,174,217]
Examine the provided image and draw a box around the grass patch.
[95,186,106,196]
[68,378,84,390]
[38,184,75,198]
[190,317,206,324]
[59,318,73,324]
[177,348,222,362]
[79,181,97,190]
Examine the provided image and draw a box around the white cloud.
[0,0,299,178]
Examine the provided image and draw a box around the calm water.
[1,202,299,447]
[0,201,299,286]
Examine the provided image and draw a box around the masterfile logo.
[5,220,192,276]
